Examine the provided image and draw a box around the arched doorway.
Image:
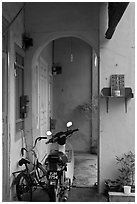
[31,34,99,189]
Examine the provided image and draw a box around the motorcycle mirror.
[46,130,52,136]
[66,121,73,128]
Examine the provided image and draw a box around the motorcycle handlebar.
[66,128,79,134]
[46,128,79,144]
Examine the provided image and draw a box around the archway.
[31,33,99,188]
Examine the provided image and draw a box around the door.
[2,52,10,201]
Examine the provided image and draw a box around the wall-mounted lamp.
[94,55,97,67]
[22,33,33,50]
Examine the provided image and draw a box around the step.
[108,192,135,202]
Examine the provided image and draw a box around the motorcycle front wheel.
[16,172,32,201]
[48,183,61,202]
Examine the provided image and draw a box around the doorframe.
[14,43,25,141]
[2,16,10,201]
[2,51,10,202]
[31,32,100,191]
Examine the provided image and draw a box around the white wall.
[25,2,99,53]
[99,3,135,191]
[25,2,99,37]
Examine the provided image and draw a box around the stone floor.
[14,152,105,202]
[31,186,108,202]
[31,152,104,202]
[73,152,97,187]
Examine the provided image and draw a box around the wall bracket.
[100,87,134,113]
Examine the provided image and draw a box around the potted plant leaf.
[77,96,98,119]
[105,151,135,195]
[116,151,135,193]
[77,96,98,153]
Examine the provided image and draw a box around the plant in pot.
[115,151,135,194]
[105,151,135,195]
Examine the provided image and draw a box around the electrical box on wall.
[20,95,29,119]
[50,118,56,130]
[52,63,62,75]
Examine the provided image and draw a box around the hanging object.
[70,37,73,63]
[70,53,73,63]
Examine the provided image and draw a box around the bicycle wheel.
[35,165,48,189]
[16,172,32,201]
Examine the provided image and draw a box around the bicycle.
[13,136,48,201]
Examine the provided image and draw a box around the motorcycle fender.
[65,142,74,185]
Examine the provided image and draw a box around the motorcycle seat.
[46,151,68,164]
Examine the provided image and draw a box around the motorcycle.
[45,122,78,202]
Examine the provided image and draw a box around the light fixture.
[70,53,73,63]
[94,55,97,67]
[70,37,73,63]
